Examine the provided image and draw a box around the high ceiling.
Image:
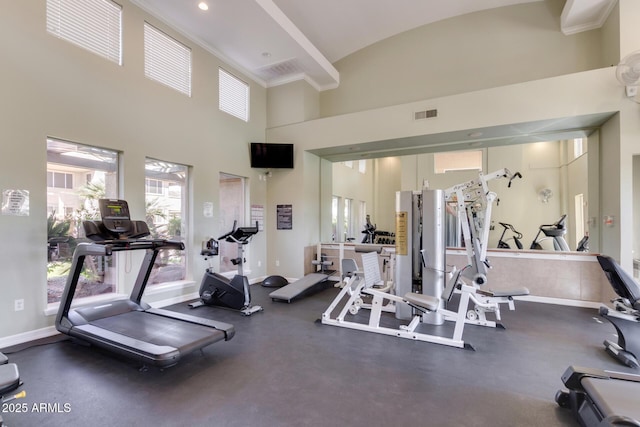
[130,0,616,90]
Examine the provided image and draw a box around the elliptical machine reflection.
[189,221,263,316]
[529,214,589,252]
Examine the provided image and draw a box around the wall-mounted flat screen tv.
[250,143,294,169]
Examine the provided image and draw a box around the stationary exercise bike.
[189,221,263,316]
[496,222,523,249]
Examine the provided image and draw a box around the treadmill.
[55,199,235,368]
[556,366,640,426]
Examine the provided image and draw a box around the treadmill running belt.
[581,377,640,421]
[91,311,225,354]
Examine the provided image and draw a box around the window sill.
[144,280,196,296]
[44,280,196,316]
[45,292,129,317]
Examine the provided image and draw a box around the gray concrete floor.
[2,284,635,426]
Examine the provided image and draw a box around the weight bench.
[321,252,474,350]
[270,273,330,303]
[596,255,640,368]
[556,366,640,426]
[466,286,530,328]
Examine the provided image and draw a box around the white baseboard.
[148,292,200,308]
[0,326,60,350]
[514,295,601,309]
[1,291,600,349]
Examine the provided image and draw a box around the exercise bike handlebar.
[219,221,259,244]
[540,214,567,229]
[498,222,523,239]
[507,172,522,188]
[218,220,238,241]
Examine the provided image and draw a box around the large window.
[46,138,119,303]
[344,198,354,242]
[219,173,246,274]
[434,150,482,174]
[144,22,192,96]
[46,0,122,65]
[331,196,339,242]
[145,158,189,285]
[219,68,249,122]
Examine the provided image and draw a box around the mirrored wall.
[332,137,599,254]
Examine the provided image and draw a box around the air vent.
[414,109,438,120]
[256,58,304,80]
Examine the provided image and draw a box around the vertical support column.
[421,189,445,325]
[395,190,414,320]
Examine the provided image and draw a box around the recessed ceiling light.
[198,2,209,11]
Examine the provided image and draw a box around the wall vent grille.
[414,109,438,120]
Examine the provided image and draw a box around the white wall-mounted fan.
[538,188,553,203]
[616,50,640,102]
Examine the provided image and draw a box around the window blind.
[219,68,249,122]
[144,23,192,97]
[46,0,122,65]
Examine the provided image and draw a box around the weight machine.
[321,169,528,349]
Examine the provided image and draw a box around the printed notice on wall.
[395,211,408,255]
[277,204,292,230]
[203,202,214,218]
[251,204,264,231]
[2,189,30,216]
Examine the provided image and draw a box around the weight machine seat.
[404,292,440,312]
[597,255,640,311]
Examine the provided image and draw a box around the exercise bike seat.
[404,292,440,312]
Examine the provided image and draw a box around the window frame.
[46,137,120,305]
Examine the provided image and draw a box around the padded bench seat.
[404,292,440,311]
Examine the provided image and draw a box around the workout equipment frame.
[597,255,640,368]
[321,169,528,349]
[56,199,235,369]
[190,221,263,316]
[556,366,640,426]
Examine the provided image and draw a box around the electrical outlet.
[258,260,261,267]
[275,260,280,267]
[14,299,24,311]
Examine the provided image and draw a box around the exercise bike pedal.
[240,305,264,316]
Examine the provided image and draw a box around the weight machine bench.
[320,252,517,350]
[596,255,640,368]
[270,255,335,303]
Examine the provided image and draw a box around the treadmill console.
[99,199,131,234]
[84,199,150,241]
